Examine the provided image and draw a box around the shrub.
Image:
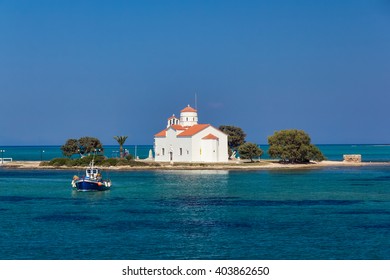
[44,155,155,168]
[48,158,72,167]
[238,142,263,162]
[102,158,119,167]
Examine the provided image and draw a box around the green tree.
[268,129,325,163]
[113,135,128,158]
[238,142,263,162]
[61,137,104,157]
[219,125,246,151]
[61,139,78,158]
[78,136,104,156]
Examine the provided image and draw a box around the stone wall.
[343,154,362,162]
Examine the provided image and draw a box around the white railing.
[0,158,13,164]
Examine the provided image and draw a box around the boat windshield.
[86,168,100,176]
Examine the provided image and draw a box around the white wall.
[154,126,228,163]
[201,139,218,162]
[180,111,198,127]
[189,126,228,163]
[155,128,192,162]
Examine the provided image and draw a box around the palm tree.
[113,136,128,158]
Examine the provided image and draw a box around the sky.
[0,0,389,145]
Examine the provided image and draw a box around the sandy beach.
[1,160,389,171]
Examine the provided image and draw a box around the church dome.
[180,105,197,113]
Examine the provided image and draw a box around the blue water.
[1,144,390,162]
[0,145,153,161]
[1,166,390,260]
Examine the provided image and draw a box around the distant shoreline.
[1,160,390,171]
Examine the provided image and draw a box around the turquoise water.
[1,144,390,162]
[317,144,390,162]
[1,166,390,259]
[0,145,153,161]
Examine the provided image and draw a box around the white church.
[154,105,229,163]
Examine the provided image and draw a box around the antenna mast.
[195,92,198,110]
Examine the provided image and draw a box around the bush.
[44,155,154,167]
[48,158,72,167]
[72,155,105,166]
[127,161,150,167]
[102,158,119,167]
[238,142,263,162]
[125,154,134,161]
[116,159,130,166]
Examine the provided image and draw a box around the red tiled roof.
[181,105,197,113]
[202,133,219,140]
[154,129,167,137]
[171,125,185,130]
[178,124,210,137]
[154,125,185,137]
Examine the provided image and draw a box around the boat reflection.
[71,189,111,200]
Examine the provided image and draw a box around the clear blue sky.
[1,0,389,145]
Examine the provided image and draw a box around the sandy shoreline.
[1,160,390,171]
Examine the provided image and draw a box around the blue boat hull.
[74,180,111,192]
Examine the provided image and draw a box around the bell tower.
[167,114,180,128]
[180,105,198,127]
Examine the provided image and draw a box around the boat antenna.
[91,149,98,169]
[195,92,197,110]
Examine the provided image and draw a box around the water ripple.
[356,224,390,229]
[34,213,100,223]
[157,198,363,207]
[0,196,69,202]
[120,209,169,215]
[338,210,390,215]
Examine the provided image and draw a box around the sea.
[0,144,390,260]
[2,144,390,162]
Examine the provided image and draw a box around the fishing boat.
[71,159,111,191]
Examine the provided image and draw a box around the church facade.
[154,105,229,163]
